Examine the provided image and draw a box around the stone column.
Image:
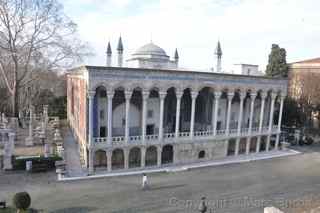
[266,92,277,151]
[107,91,114,145]
[175,91,183,138]
[159,91,166,141]
[256,92,267,153]
[88,149,94,174]
[246,92,257,155]
[190,91,198,138]
[225,92,234,136]
[157,146,162,166]
[124,149,129,169]
[142,90,149,144]
[213,91,221,136]
[107,150,112,172]
[259,92,267,133]
[124,90,132,144]
[141,146,146,168]
[275,95,285,150]
[25,105,34,146]
[256,136,261,153]
[3,132,15,170]
[235,91,245,155]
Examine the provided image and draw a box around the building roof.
[215,41,222,57]
[117,36,123,52]
[68,65,288,82]
[290,57,320,64]
[133,42,168,57]
[106,42,112,55]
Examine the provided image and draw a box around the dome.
[133,42,168,57]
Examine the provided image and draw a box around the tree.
[266,44,289,77]
[296,71,320,127]
[0,0,90,117]
[282,97,306,127]
[13,192,31,213]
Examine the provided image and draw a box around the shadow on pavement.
[147,183,186,191]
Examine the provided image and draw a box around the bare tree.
[296,71,320,127]
[0,0,91,116]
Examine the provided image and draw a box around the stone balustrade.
[92,126,279,148]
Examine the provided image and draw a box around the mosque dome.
[133,42,169,57]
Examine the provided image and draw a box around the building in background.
[232,64,264,76]
[67,37,287,174]
[289,57,320,128]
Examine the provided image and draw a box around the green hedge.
[13,156,62,171]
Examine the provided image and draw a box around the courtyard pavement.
[1,144,320,212]
[64,129,85,177]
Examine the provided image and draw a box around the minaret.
[174,48,179,68]
[117,36,124,67]
[215,41,222,72]
[106,41,112,67]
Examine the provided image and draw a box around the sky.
[62,0,320,72]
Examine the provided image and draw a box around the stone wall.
[174,140,228,164]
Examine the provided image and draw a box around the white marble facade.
[68,42,287,174]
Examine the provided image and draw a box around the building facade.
[67,40,288,174]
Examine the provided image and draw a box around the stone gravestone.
[43,105,49,130]
[0,113,8,129]
[25,106,34,146]
[3,132,15,170]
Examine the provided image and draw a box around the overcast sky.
[62,0,320,72]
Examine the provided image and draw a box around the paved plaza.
[1,145,320,213]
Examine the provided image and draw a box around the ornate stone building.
[67,37,288,174]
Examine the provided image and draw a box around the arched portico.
[94,150,107,168]
[112,148,124,169]
[129,147,141,168]
[161,144,174,164]
[145,146,157,166]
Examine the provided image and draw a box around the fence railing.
[93,126,279,146]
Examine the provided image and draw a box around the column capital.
[271,92,277,100]
[159,91,167,99]
[107,90,115,99]
[260,91,268,100]
[87,90,96,99]
[124,90,132,100]
[239,91,246,100]
[142,90,150,100]
[214,91,222,99]
[191,91,198,99]
[250,92,257,100]
[227,92,234,100]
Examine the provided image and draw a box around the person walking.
[142,173,148,190]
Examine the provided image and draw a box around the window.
[122,118,126,126]
[147,110,153,118]
[100,110,105,120]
